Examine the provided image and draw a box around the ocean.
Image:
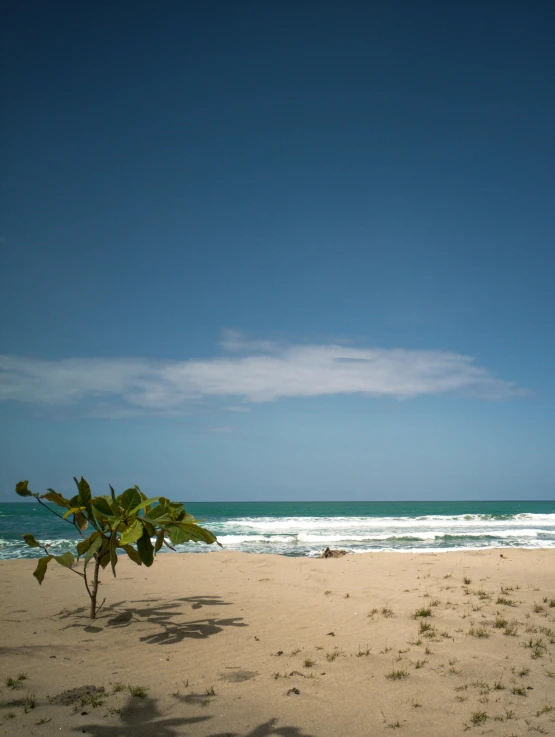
[1,500,554,559]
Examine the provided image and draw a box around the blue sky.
[1,2,554,501]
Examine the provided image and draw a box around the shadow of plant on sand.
[73,695,211,737]
[206,718,317,737]
[57,595,247,643]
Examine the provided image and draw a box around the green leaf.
[120,544,142,565]
[42,490,71,508]
[62,506,86,519]
[23,533,42,548]
[109,532,118,577]
[84,535,103,567]
[33,556,53,584]
[74,477,92,507]
[76,531,101,558]
[154,528,165,552]
[98,550,111,569]
[168,522,218,546]
[137,529,154,567]
[92,497,119,519]
[119,519,143,546]
[109,484,117,503]
[16,480,35,497]
[129,497,160,516]
[119,488,142,514]
[53,552,75,568]
[143,503,170,522]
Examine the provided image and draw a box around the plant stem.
[89,556,101,619]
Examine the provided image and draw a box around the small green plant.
[35,717,52,725]
[497,597,516,607]
[386,669,409,680]
[24,693,37,713]
[205,686,216,696]
[512,686,527,696]
[381,606,394,618]
[468,626,489,638]
[112,683,125,693]
[412,607,432,618]
[504,620,519,636]
[469,711,487,725]
[5,674,27,690]
[303,659,315,668]
[326,651,340,662]
[128,685,149,698]
[17,478,220,619]
[463,577,472,585]
[493,615,508,629]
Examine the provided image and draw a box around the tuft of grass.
[303,659,315,668]
[536,705,554,717]
[368,608,379,618]
[105,707,122,717]
[463,577,472,585]
[128,685,149,698]
[468,626,489,638]
[5,674,28,690]
[493,615,508,629]
[492,679,505,690]
[469,711,487,725]
[386,669,409,681]
[326,651,340,662]
[504,620,519,636]
[418,620,432,633]
[80,693,105,708]
[324,590,332,596]
[291,648,301,655]
[112,683,125,693]
[356,646,371,657]
[35,717,52,725]
[497,597,517,607]
[381,606,394,618]
[414,660,427,669]
[412,607,432,619]
[205,686,216,696]
[24,694,37,713]
[511,686,527,696]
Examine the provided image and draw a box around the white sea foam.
[229,514,555,532]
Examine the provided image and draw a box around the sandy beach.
[0,549,554,736]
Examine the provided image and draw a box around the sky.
[1,1,554,501]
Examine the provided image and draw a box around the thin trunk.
[89,557,101,619]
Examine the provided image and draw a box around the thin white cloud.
[0,333,526,416]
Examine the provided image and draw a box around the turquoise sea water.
[1,500,554,559]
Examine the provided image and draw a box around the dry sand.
[0,549,554,737]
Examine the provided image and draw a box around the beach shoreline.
[1,548,554,736]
